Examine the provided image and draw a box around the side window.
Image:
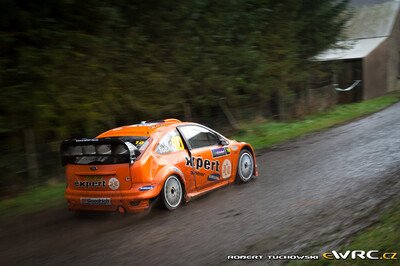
[156,130,185,154]
[179,125,220,149]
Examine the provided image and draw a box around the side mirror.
[219,138,229,146]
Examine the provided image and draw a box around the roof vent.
[142,118,182,124]
[164,118,182,123]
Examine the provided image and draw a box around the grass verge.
[331,200,400,265]
[293,199,400,265]
[0,183,65,220]
[234,93,399,150]
[0,93,399,220]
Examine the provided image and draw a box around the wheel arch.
[154,166,187,199]
[170,172,187,201]
[239,144,257,176]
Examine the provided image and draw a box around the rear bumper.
[65,184,160,213]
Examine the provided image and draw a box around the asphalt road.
[2,103,400,265]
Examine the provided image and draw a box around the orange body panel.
[63,119,258,213]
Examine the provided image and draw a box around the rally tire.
[161,175,183,210]
[236,149,255,183]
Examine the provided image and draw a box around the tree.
[0,0,349,192]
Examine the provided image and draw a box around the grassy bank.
[0,93,399,219]
[333,200,400,265]
[298,199,400,265]
[234,94,399,149]
[0,183,65,220]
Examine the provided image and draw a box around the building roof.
[345,1,400,39]
[350,0,392,7]
[314,37,387,61]
[314,1,399,61]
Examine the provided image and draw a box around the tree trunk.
[183,102,192,121]
[24,128,39,181]
[279,87,287,121]
[218,100,240,130]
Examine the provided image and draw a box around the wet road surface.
[1,103,400,265]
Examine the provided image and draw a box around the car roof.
[96,119,186,138]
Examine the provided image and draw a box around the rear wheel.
[161,175,183,210]
[236,149,254,183]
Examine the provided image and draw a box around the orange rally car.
[61,119,258,213]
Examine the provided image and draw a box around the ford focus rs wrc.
[60,119,258,213]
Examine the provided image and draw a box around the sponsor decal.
[108,177,120,190]
[190,170,205,177]
[80,198,111,205]
[84,175,103,180]
[221,159,232,179]
[75,138,99,142]
[74,180,106,188]
[185,156,220,172]
[139,185,154,191]
[231,145,239,151]
[135,140,145,145]
[207,173,220,181]
[211,147,231,158]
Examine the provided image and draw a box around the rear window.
[61,137,150,165]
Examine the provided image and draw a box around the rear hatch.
[61,138,137,191]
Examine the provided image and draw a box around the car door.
[178,125,231,191]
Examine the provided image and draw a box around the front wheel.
[161,175,183,210]
[236,149,255,183]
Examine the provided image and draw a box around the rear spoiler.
[60,138,140,166]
